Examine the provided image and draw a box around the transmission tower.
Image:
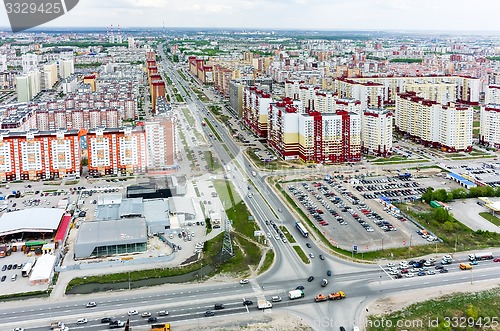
[221,218,234,261]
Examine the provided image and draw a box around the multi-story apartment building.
[268,98,361,163]
[268,98,302,160]
[0,129,81,181]
[485,85,500,104]
[396,91,473,152]
[242,86,273,138]
[335,78,385,110]
[298,111,361,163]
[146,53,166,113]
[87,126,147,176]
[361,108,393,156]
[335,75,480,106]
[403,81,456,104]
[479,104,500,149]
[16,71,41,102]
[144,117,178,172]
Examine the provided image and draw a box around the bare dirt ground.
[171,311,313,331]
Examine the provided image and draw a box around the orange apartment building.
[87,126,147,177]
[146,53,166,113]
[0,129,82,181]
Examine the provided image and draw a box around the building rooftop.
[0,208,65,236]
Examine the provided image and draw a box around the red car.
[493,258,500,262]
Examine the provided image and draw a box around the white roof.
[29,254,56,281]
[0,208,65,236]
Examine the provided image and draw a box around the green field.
[367,288,500,331]
[479,212,500,226]
[292,245,310,264]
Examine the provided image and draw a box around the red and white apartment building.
[0,129,82,181]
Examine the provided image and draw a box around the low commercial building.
[29,253,57,286]
[74,218,147,259]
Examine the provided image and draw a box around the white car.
[405,272,415,278]
[128,310,139,316]
[239,279,249,284]
[309,253,315,259]
[271,296,282,302]
[386,263,395,268]
[141,312,151,317]
[86,302,97,308]
[13,328,24,331]
[76,318,88,325]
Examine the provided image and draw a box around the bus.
[295,222,309,238]
[22,256,36,277]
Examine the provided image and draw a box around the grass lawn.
[292,245,310,264]
[203,151,222,172]
[213,179,257,239]
[182,108,195,126]
[279,225,296,243]
[367,288,500,331]
[479,212,500,226]
[259,250,275,274]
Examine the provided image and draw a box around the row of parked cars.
[387,257,452,279]
[356,176,426,201]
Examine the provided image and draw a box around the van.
[11,274,17,281]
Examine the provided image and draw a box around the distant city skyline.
[1,0,500,32]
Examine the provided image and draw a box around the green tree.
[451,188,468,199]
[466,304,479,319]
[433,208,450,223]
[433,189,450,202]
[422,187,434,203]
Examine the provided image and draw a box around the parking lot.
[284,176,429,251]
[351,174,426,203]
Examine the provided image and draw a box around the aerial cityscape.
[0,2,499,331]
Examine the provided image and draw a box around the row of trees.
[422,186,500,204]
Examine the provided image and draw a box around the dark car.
[435,265,444,270]
[79,211,86,217]
[307,276,314,282]
[101,317,113,323]
[326,270,332,277]
[340,327,346,331]
[214,303,225,310]
[204,310,215,317]
[12,264,17,270]
[243,300,253,306]
[1,265,6,271]
[1,275,6,282]
[147,317,158,323]
[306,243,312,248]
[439,268,449,273]
[7,264,12,270]
[296,285,305,290]
[394,274,403,279]
[319,254,325,260]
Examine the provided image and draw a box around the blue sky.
[1,0,500,32]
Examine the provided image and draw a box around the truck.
[468,252,494,261]
[50,322,69,331]
[314,294,327,302]
[459,263,473,270]
[151,324,171,331]
[288,289,304,300]
[328,291,346,300]
[257,299,273,309]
